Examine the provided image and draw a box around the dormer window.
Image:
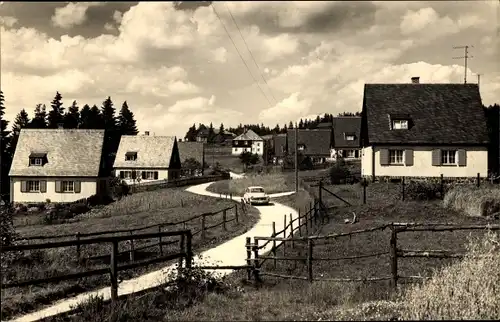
[125,152,137,161]
[298,144,305,151]
[29,152,47,166]
[392,119,409,130]
[344,132,356,141]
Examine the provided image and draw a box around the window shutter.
[154,171,159,180]
[21,181,27,192]
[457,149,467,166]
[120,171,124,179]
[55,180,62,193]
[380,149,389,165]
[74,181,81,193]
[131,171,137,179]
[142,171,146,179]
[40,180,47,193]
[405,149,414,166]
[432,149,441,166]
[355,150,359,158]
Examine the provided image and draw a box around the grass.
[205,155,244,174]
[444,184,500,217]
[207,173,294,196]
[2,187,260,321]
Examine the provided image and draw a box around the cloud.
[103,23,115,32]
[259,93,312,124]
[113,10,123,23]
[0,16,18,27]
[212,47,227,63]
[400,8,458,37]
[167,95,216,113]
[51,2,104,29]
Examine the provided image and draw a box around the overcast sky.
[1,1,498,137]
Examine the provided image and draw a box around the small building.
[232,129,264,156]
[360,77,489,181]
[213,129,237,145]
[273,134,287,165]
[177,141,205,176]
[8,129,107,204]
[113,133,181,184]
[287,129,332,164]
[330,117,362,160]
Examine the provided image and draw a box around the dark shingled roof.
[287,129,331,157]
[362,83,489,145]
[273,134,287,157]
[332,117,361,148]
[177,142,204,165]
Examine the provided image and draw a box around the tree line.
[0,90,139,202]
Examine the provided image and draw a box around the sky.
[1,1,499,138]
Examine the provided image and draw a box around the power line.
[210,3,274,108]
[223,3,278,105]
[452,45,473,84]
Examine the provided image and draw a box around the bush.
[1,206,22,273]
[405,181,442,200]
[109,177,129,200]
[69,203,90,215]
[329,163,351,184]
[444,185,500,217]
[43,208,75,224]
[87,194,114,207]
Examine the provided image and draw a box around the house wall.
[361,146,487,178]
[232,141,264,155]
[115,168,170,185]
[11,177,97,203]
[331,148,361,161]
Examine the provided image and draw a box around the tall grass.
[444,185,500,217]
[207,173,293,196]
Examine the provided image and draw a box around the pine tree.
[219,122,224,134]
[63,100,80,129]
[8,109,30,158]
[0,91,10,203]
[184,124,197,141]
[30,104,48,128]
[288,121,294,129]
[101,96,117,132]
[79,104,91,129]
[89,105,104,129]
[47,91,65,128]
[0,90,9,151]
[117,101,138,135]
[207,122,215,143]
[299,119,304,129]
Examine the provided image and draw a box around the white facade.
[115,168,171,185]
[232,140,264,156]
[361,146,488,178]
[329,148,361,161]
[11,177,98,203]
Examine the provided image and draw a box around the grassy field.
[205,155,245,174]
[2,187,260,321]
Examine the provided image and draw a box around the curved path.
[12,174,297,322]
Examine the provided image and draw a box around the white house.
[9,129,107,204]
[113,133,181,184]
[330,117,362,161]
[360,77,489,181]
[232,129,264,156]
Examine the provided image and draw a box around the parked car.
[243,186,270,205]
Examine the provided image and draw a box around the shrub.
[405,181,442,200]
[43,208,75,225]
[69,203,90,215]
[329,163,351,184]
[87,194,114,207]
[1,206,22,273]
[444,185,500,217]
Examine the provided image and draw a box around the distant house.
[177,141,205,176]
[272,134,287,165]
[113,133,181,184]
[213,129,237,145]
[232,129,264,156]
[9,129,107,204]
[360,77,489,181]
[330,117,361,160]
[287,129,332,164]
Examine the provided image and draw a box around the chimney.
[57,123,64,129]
[144,131,150,136]
[411,77,420,84]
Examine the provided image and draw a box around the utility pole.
[295,123,299,193]
[453,45,473,84]
[476,73,481,88]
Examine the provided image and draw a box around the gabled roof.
[317,122,333,128]
[233,129,263,141]
[287,129,331,157]
[114,135,177,168]
[177,141,204,165]
[9,129,105,177]
[363,83,489,145]
[332,117,361,148]
[273,134,287,157]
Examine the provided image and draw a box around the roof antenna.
[453,45,473,84]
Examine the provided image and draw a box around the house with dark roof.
[287,129,332,164]
[360,77,489,180]
[232,129,264,156]
[330,117,362,160]
[9,128,107,204]
[177,141,204,176]
[272,134,287,164]
[113,133,181,184]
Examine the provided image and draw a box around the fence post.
[272,222,277,269]
[363,178,367,204]
[129,230,135,262]
[246,237,252,280]
[477,172,480,187]
[313,201,317,227]
[222,209,227,231]
[75,232,81,262]
[178,233,185,269]
[298,209,302,237]
[235,205,239,224]
[289,214,294,249]
[230,193,233,200]
[319,180,323,205]
[283,214,287,258]
[201,213,206,240]
[305,208,309,235]
[401,177,405,201]
[390,224,398,290]
[110,240,119,302]
[307,238,313,283]
[252,238,260,283]
[158,225,163,256]
[185,231,193,269]
[440,174,444,199]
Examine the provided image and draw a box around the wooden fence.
[247,222,500,289]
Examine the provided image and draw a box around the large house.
[177,141,204,176]
[360,77,489,181]
[330,117,361,160]
[9,129,107,204]
[287,129,332,164]
[232,129,264,156]
[113,133,181,184]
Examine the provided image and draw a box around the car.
[243,186,270,205]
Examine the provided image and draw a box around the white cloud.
[259,93,312,124]
[0,16,18,27]
[167,95,216,113]
[212,47,228,63]
[113,10,123,24]
[51,2,104,29]
[103,23,115,32]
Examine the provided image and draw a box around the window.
[125,152,137,161]
[346,135,355,141]
[257,148,260,152]
[442,150,457,165]
[27,180,40,192]
[62,181,74,192]
[389,150,404,164]
[29,158,43,166]
[121,171,132,179]
[346,150,356,158]
[298,144,305,151]
[144,171,156,180]
[392,120,409,129]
